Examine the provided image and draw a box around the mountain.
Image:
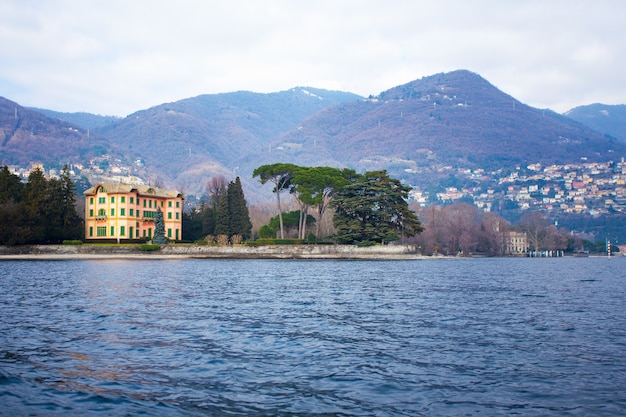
[0,96,110,167]
[267,70,625,187]
[92,87,361,195]
[27,108,120,130]
[6,71,626,200]
[564,103,626,142]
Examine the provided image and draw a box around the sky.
[1,0,624,116]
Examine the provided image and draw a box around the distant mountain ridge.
[265,70,623,186]
[27,108,120,130]
[565,103,626,142]
[0,96,111,167]
[92,87,362,194]
[3,71,626,200]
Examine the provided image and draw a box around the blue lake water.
[1,257,625,416]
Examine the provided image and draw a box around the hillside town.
[6,155,626,220]
[409,158,626,217]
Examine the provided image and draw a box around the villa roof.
[84,182,184,199]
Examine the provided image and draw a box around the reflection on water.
[1,257,626,416]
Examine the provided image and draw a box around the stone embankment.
[0,244,424,260]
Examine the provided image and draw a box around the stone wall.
[0,244,422,259]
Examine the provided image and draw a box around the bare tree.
[206,176,228,200]
[519,211,549,253]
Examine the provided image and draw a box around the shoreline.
[0,244,429,261]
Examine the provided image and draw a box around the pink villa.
[84,182,184,242]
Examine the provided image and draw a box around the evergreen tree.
[214,183,230,236]
[182,205,206,242]
[253,163,298,238]
[331,170,423,245]
[227,177,252,239]
[0,166,23,204]
[201,200,216,236]
[0,166,27,245]
[58,166,83,240]
[21,168,48,243]
[153,207,169,244]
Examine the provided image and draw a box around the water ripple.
[1,257,626,415]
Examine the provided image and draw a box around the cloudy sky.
[1,0,624,116]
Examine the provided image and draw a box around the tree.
[442,203,480,255]
[290,166,353,240]
[253,163,298,238]
[57,166,83,241]
[21,168,48,242]
[3,166,83,244]
[182,205,205,242]
[266,210,315,238]
[153,207,169,244]
[0,166,23,204]
[227,177,252,240]
[519,211,549,253]
[213,182,230,236]
[331,170,423,245]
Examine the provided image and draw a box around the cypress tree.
[22,168,48,243]
[214,183,230,236]
[227,177,252,240]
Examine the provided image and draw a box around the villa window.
[96,226,106,237]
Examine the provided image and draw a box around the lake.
[1,257,625,416]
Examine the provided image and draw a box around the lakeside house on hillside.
[84,182,184,242]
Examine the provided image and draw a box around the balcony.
[95,215,107,221]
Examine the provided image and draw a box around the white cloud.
[1,0,625,115]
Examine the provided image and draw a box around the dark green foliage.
[140,244,162,251]
[289,166,353,239]
[182,205,205,242]
[0,165,83,245]
[253,163,299,238]
[258,224,275,238]
[214,183,230,236]
[182,176,252,242]
[0,166,23,204]
[227,177,252,239]
[153,207,169,244]
[266,210,315,237]
[331,170,423,245]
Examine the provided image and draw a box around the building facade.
[84,182,184,242]
[506,231,528,255]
